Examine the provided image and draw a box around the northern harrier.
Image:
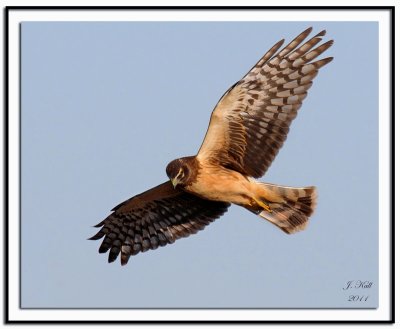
[90,27,333,265]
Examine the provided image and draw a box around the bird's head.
[166,158,193,188]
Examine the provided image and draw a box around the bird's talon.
[254,198,273,213]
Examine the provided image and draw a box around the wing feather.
[197,27,333,178]
[89,181,230,265]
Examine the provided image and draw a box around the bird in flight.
[90,27,333,265]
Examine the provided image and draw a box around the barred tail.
[251,182,317,234]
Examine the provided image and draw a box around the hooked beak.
[171,177,179,189]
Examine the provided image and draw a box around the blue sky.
[21,21,378,308]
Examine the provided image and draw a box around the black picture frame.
[4,5,395,324]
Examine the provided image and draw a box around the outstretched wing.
[197,27,333,178]
[89,181,230,265]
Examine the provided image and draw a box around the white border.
[6,7,392,323]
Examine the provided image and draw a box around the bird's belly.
[185,169,252,205]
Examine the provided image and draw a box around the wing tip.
[303,26,313,35]
[93,221,104,228]
[88,231,104,240]
[276,38,285,47]
[322,56,334,65]
[108,251,119,263]
[99,244,110,254]
[297,27,313,41]
[325,39,334,47]
[120,253,132,266]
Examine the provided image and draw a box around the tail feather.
[253,182,317,234]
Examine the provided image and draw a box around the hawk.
[90,27,333,265]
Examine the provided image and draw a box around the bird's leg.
[250,198,273,213]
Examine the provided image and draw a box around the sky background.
[21,21,378,308]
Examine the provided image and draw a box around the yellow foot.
[254,198,273,213]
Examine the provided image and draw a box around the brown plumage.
[90,181,229,265]
[90,27,333,265]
